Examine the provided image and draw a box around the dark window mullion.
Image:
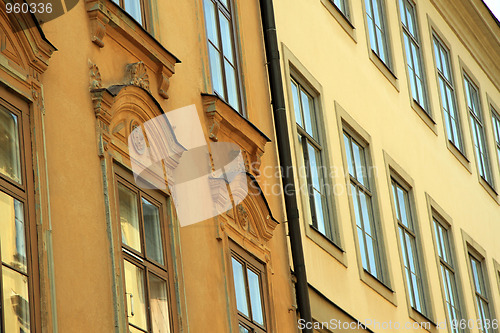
[351,177,373,197]
[297,127,322,151]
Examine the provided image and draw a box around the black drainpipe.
[259,0,313,331]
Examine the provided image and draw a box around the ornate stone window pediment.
[202,93,271,177]
[222,174,279,245]
[85,0,179,99]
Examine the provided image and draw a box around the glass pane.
[208,44,225,99]
[231,258,249,316]
[124,261,147,331]
[0,107,22,184]
[142,198,164,265]
[352,142,366,186]
[150,274,171,333]
[123,0,142,25]
[2,266,30,333]
[219,14,234,63]
[307,143,321,190]
[247,269,264,325]
[396,186,409,228]
[301,90,315,138]
[0,192,27,273]
[291,81,303,127]
[224,60,239,112]
[239,325,250,333]
[204,0,219,45]
[344,134,355,177]
[314,190,326,235]
[118,183,142,252]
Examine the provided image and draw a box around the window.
[365,0,391,66]
[464,76,493,185]
[112,0,149,29]
[332,0,349,18]
[433,35,464,152]
[433,219,464,333]
[291,77,334,241]
[399,0,428,112]
[203,0,242,113]
[117,176,173,333]
[491,107,500,170]
[344,131,383,280]
[468,253,495,333]
[230,250,267,332]
[392,180,428,316]
[0,102,34,333]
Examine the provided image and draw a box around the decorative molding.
[90,88,114,130]
[89,60,102,89]
[158,66,171,99]
[236,204,249,230]
[86,1,109,48]
[126,62,150,92]
[202,94,270,177]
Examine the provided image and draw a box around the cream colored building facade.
[273,0,500,331]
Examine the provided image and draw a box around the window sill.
[408,307,437,333]
[369,51,399,91]
[320,0,357,43]
[305,224,348,267]
[411,99,437,135]
[359,269,397,306]
[446,140,472,174]
[478,176,499,204]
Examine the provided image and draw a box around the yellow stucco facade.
[273,0,500,331]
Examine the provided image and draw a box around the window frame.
[202,0,245,115]
[385,157,435,325]
[397,0,434,129]
[282,45,346,265]
[338,111,395,304]
[468,251,495,333]
[490,104,500,176]
[364,0,393,68]
[229,242,269,333]
[320,0,357,42]
[427,200,467,333]
[0,91,40,333]
[115,167,177,333]
[431,32,469,163]
[462,231,498,333]
[461,70,496,196]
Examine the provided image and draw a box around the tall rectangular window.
[468,253,495,333]
[464,76,493,184]
[491,107,500,170]
[230,251,267,332]
[399,0,428,112]
[433,219,464,333]
[0,99,37,333]
[332,0,349,18]
[392,180,428,316]
[291,78,334,241]
[117,176,174,333]
[203,0,242,113]
[365,0,391,67]
[344,131,383,280]
[433,35,464,152]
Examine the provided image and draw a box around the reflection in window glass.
[0,192,27,273]
[124,260,147,331]
[0,106,22,184]
[332,0,349,17]
[365,0,391,66]
[124,0,142,25]
[150,274,171,333]
[231,258,249,316]
[344,132,382,280]
[118,183,142,253]
[2,266,30,333]
[469,255,494,333]
[491,108,500,168]
[247,269,264,325]
[392,181,427,316]
[142,198,164,265]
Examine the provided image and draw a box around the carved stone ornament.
[237,204,249,230]
[158,67,171,99]
[88,60,102,89]
[130,122,146,155]
[127,62,150,92]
